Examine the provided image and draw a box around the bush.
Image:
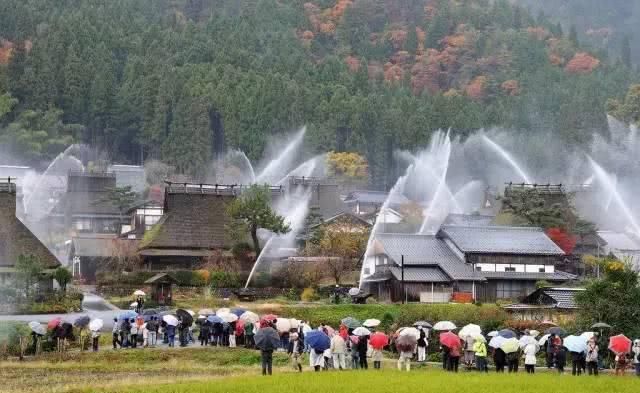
[210,271,242,288]
[300,288,318,302]
[18,291,83,314]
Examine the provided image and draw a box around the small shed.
[144,273,178,305]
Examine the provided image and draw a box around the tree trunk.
[251,226,261,256]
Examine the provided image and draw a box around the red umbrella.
[370,332,388,350]
[47,317,62,330]
[260,314,278,328]
[609,334,632,354]
[440,331,462,349]
[235,319,245,336]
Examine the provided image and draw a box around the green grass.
[83,369,638,393]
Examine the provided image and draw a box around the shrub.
[210,271,242,288]
[301,288,318,302]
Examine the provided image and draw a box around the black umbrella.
[545,327,567,337]
[176,309,193,326]
[254,327,280,351]
[74,316,91,328]
[143,308,159,316]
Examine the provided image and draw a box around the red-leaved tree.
[546,227,577,254]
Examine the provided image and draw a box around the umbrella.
[489,335,507,348]
[352,327,371,336]
[539,320,557,327]
[130,302,138,308]
[341,317,361,329]
[398,327,421,339]
[487,331,499,337]
[235,319,245,336]
[133,290,146,296]
[396,334,417,352]
[580,332,595,341]
[302,323,312,334]
[528,330,540,338]
[440,331,461,348]
[591,322,612,329]
[207,315,223,324]
[29,321,46,336]
[459,324,482,338]
[142,309,158,316]
[609,334,632,354]
[254,327,281,351]
[47,318,62,330]
[564,335,588,353]
[362,319,381,328]
[305,330,331,351]
[370,332,388,350]
[89,319,104,332]
[216,308,231,316]
[219,313,239,323]
[413,321,432,329]
[538,334,551,346]
[498,329,516,339]
[500,338,520,354]
[545,327,567,337]
[275,318,291,333]
[261,314,278,324]
[519,335,537,349]
[239,311,259,324]
[74,316,91,328]
[323,325,336,337]
[433,321,457,331]
[231,308,246,317]
[119,310,138,321]
[186,310,195,316]
[289,319,300,330]
[348,287,361,296]
[163,315,179,326]
[473,334,486,343]
[198,308,215,316]
[176,309,194,326]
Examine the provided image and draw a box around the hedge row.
[96,270,242,288]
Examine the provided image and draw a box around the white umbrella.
[216,308,231,316]
[276,318,291,333]
[239,311,259,324]
[130,302,138,308]
[398,327,421,339]
[133,290,146,296]
[538,334,551,346]
[529,330,540,338]
[519,335,537,349]
[580,332,595,341]
[219,313,239,323]
[197,315,206,320]
[288,319,300,330]
[489,335,507,348]
[28,321,46,336]
[89,319,104,332]
[363,319,381,328]
[433,321,457,331]
[487,331,499,337]
[352,327,372,336]
[458,324,482,338]
[186,310,195,316]
[198,308,214,316]
[348,288,361,296]
[163,315,179,326]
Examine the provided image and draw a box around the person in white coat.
[310,348,325,371]
[330,334,347,370]
[523,343,538,374]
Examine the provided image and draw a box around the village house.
[502,287,585,323]
[0,179,60,288]
[343,190,409,216]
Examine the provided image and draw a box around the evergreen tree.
[621,35,632,68]
[405,24,418,54]
[569,24,579,46]
[62,45,87,124]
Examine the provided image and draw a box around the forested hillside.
[0,0,638,187]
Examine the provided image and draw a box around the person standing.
[556,346,567,374]
[524,343,537,374]
[546,334,556,369]
[129,319,138,349]
[200,321,211,346]
[244,322,254,349]
[288,332,303,372]
[441,345,450,370]
[473,339,488,373]
[571,351,583,375]
[507,350,520,373]
[212,322,223,347]
[147,317,158,347]
[494,347,506,373]
[121,319,130,348]
[633,340,640,377]
[357,334,369,369]
[371,339,383,370]
[350,335,360,369]
[464,335,476,369]
[330,333,347,370]
[310,348,325,371]
[91,329,100,352]
[448,343,461,373]
[229,321,237,348]
[417,328,427,362]
[166,323,176,347]
[586,338,599,376]
[398,350,412,372]
[112,318,120,349]
[615,352,629,376]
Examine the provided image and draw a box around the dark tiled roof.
[144,273,179,284]
[310,211,372,230]
[72,234,118,257]
[541,288,585,309]
[64,191,123,216]
[443,214,495,227]
[375,233,480,281]
[440,225,565,255]
[389,266,451,283]
[141,192,234,250]
[505,287,585,310]
[344,190,409,205]
[481,271,576,281]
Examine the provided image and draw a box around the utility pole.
[401,254,405,304]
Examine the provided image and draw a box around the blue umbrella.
[231,308,246,317]
[564,335,588,353]
[207,315,223,324]
[498,329,517,339]
[119,310,138,321]
[305,330,331,351]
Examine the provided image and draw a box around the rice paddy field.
[1,347,638,393]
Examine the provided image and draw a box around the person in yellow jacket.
[473,339,488,373]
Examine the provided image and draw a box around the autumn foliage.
[546,227,577,254]
[465,76,488,100]
[0,39,13,65]
[327,151,369,183]
[565,52,600,74]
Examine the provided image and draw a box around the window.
[74,218,91,231]
[539,267,545,273]
[475,266,482,272]
[144,215,160,227]
[505,267,516,272]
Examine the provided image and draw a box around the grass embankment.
[0,347,289,393]
[85,369,636,393]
